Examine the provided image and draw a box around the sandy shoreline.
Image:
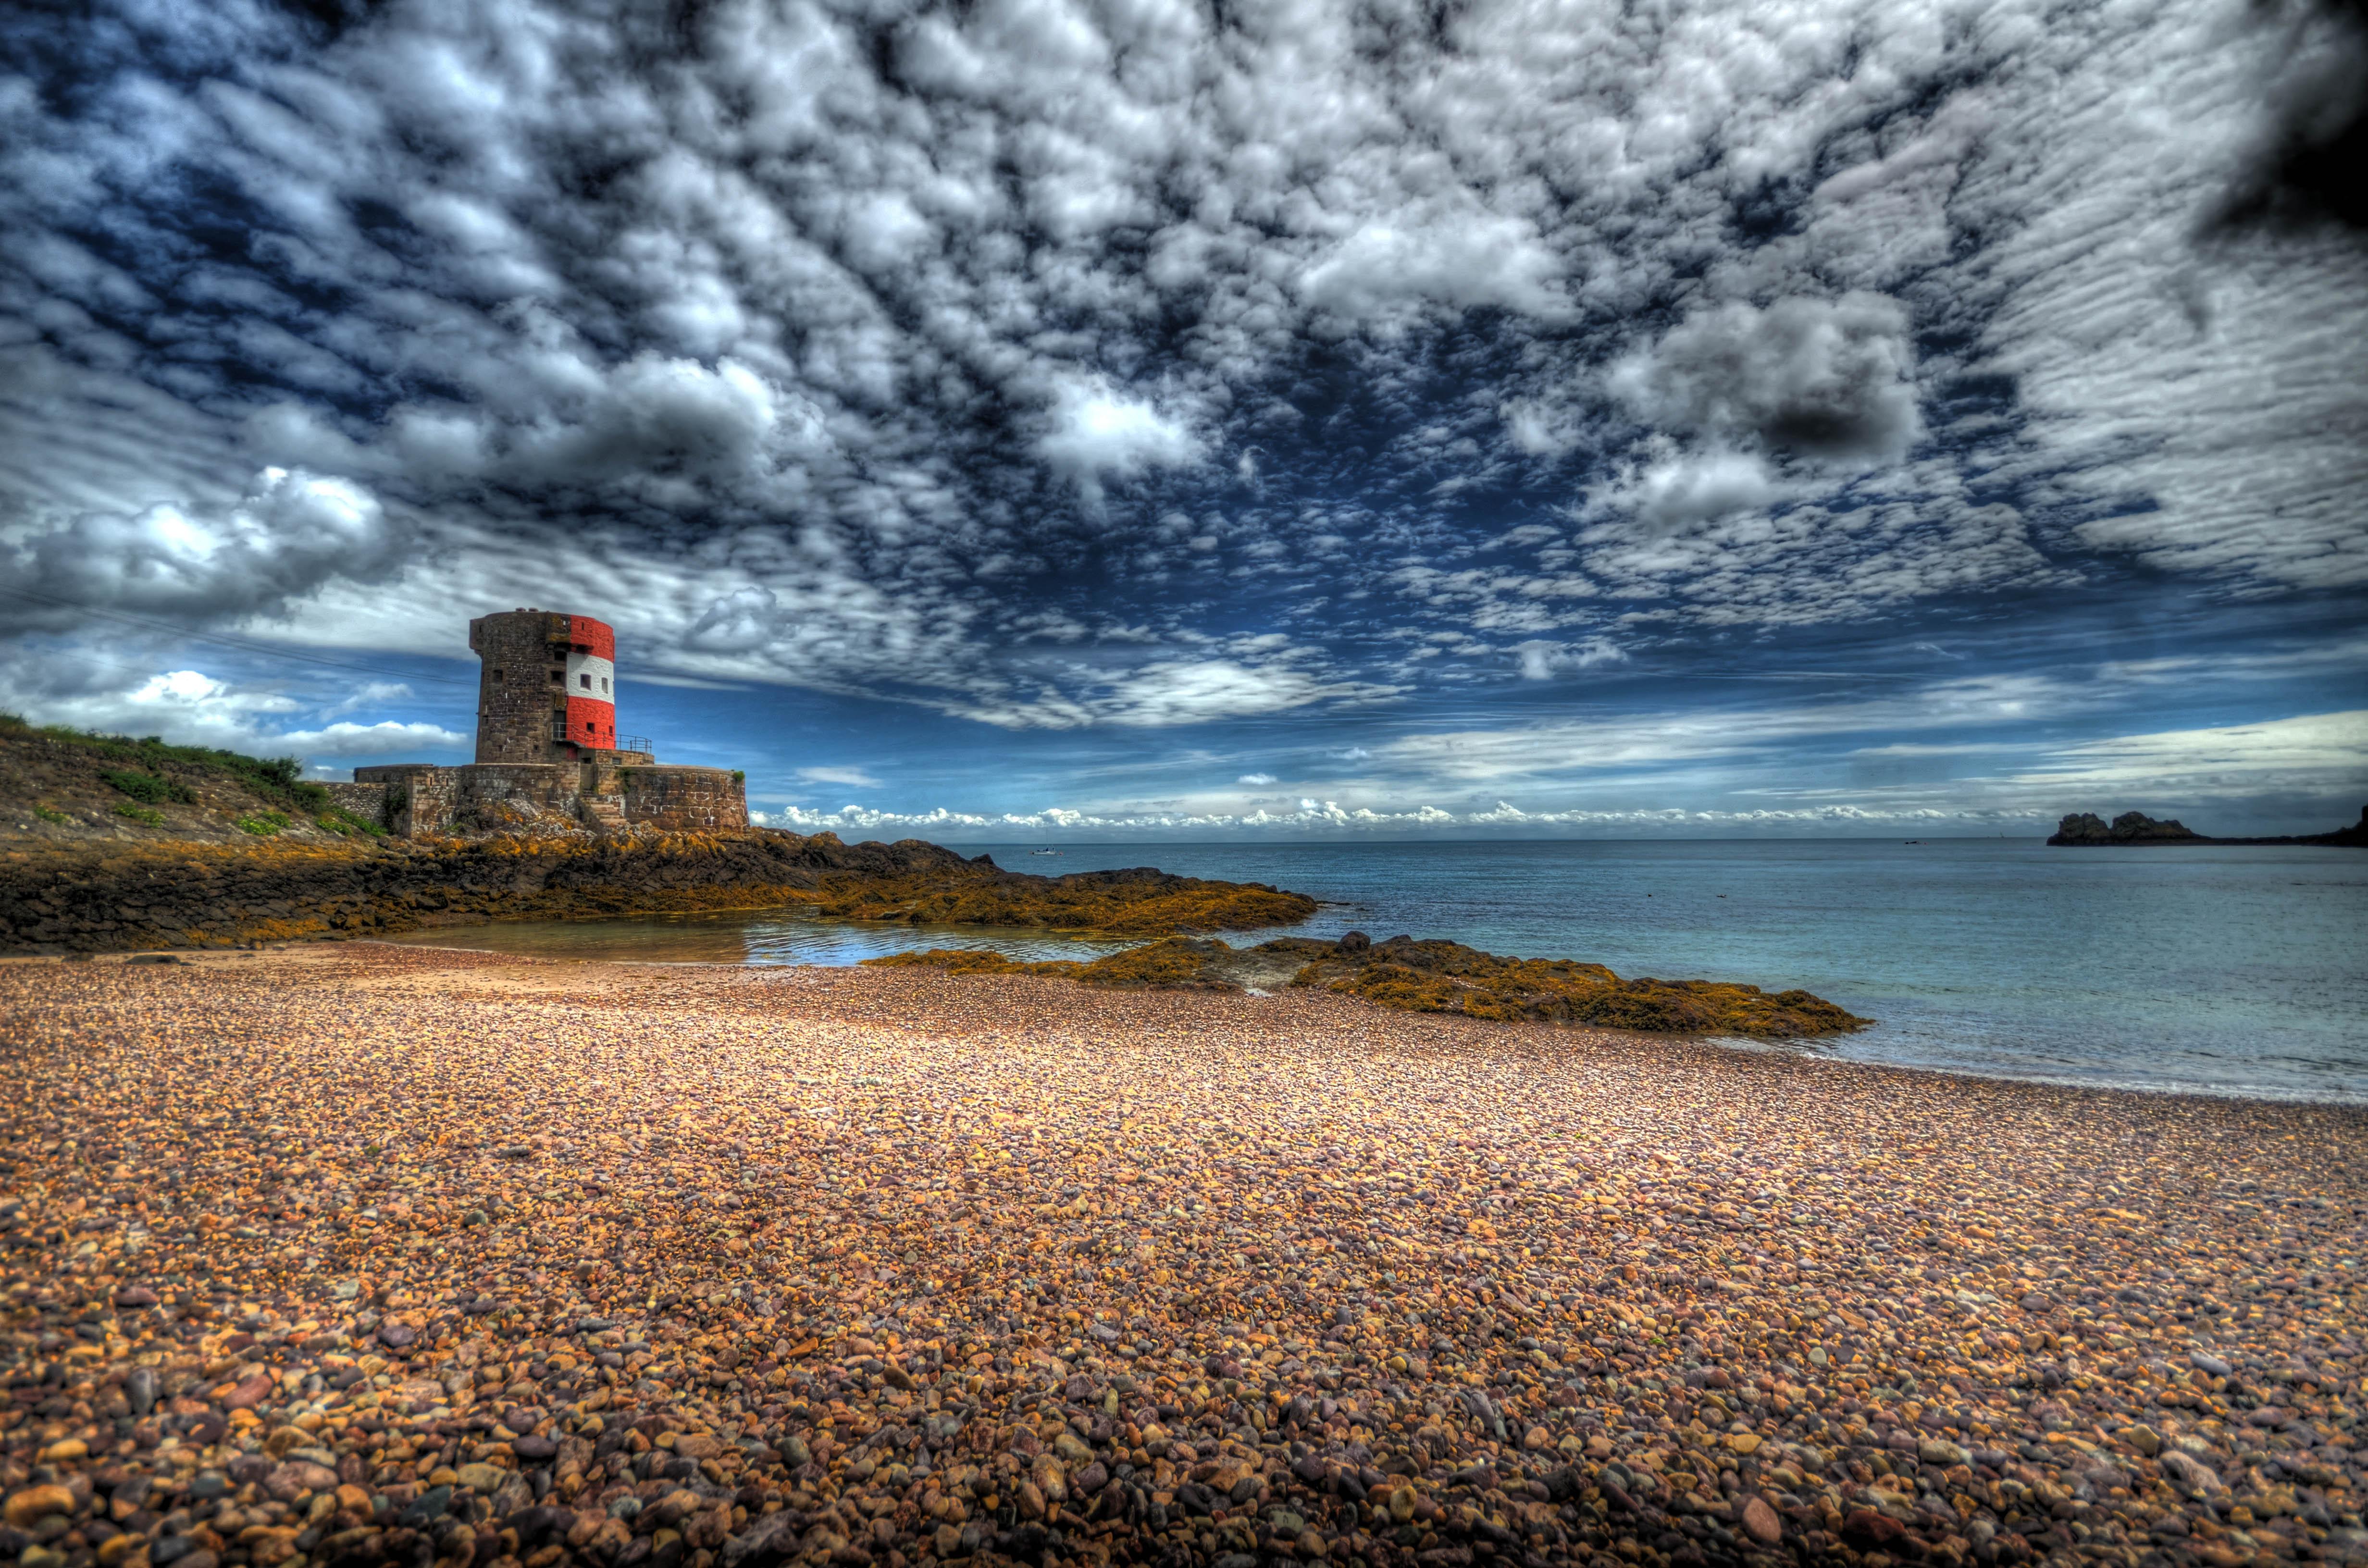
[3,945,2363,1568]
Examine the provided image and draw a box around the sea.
[384,838,2368,1104]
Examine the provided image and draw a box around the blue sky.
[2,0,2363,837]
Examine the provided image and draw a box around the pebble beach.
[3,944,2364,1568]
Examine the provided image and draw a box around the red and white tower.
[558,616,618,752]
[469,609,622,764]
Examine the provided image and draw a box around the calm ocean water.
[387,839,2368,1103]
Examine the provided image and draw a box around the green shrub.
[314,809,385,838]
[731,770,745,784]
[33,805,70,824]
[114,802,165,827]
[1,713,327,815]
[99,768,190,804]
[234,810,293,837]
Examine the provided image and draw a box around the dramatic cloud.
[0,0,2361,830]
[1611,294,1922,468]
[6,469,403,628]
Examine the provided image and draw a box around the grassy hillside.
[0,715,384,847]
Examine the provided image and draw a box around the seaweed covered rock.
[0,833,1316,953]
[1282,934,1869,1037]
[873,933,1870,1036]
[809,864,1314,934]
[864,936,1251,990]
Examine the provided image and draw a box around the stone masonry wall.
[452,764,580,828]
[353,765,454,840]
[621,766,748,831]
[468,610,570,764]
[320,781,388,827]
[350,761,742,838]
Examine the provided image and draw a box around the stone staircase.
[579,792,625,830]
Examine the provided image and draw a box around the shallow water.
[387,838,2368,1103]
[383,908,1136,967]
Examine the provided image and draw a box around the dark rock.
[2049,803,2368,848]
[721,1509,803,1568]
[2048,811,2204,845]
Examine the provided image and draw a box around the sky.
[2,0,2364,839]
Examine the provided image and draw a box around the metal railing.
[549,722,652,753]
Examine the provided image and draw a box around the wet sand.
[2,943,2363,1568]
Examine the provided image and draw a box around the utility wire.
[0,585,478,687]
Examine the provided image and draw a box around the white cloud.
[1037,380,1200,502]
[796,765,881,788]
[949,655,1394,730]
[1237,772,1276,785]
[1378,673,2084,785]
[1514,637,1628,679]
[2002,709,2368,798]
[4,665,463,763]
[1298,213,1570,326]
[323,680,415,718]
[276,720,471,757]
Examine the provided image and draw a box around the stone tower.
[469,609,619,764]
[348,608,744,838]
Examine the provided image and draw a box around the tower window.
[550,668,563,683]
[585,721,595,732]
[491,668,504,683]
[580,672,591,689]
[601,677,609,693]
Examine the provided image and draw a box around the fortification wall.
[622,766,747,831]
[454,763,579,824]
[320,781,388,827]
[351,755,738,839]
[353,765,454,840]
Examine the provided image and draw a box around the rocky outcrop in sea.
[2048,806,2368,848]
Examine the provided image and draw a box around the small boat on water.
[1030,847,1062,856]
